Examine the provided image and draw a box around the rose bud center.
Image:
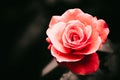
[72,34,80,41]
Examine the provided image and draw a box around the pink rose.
[46,8,109,75]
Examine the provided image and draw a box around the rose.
[46,8,109,75]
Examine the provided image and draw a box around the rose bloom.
[46,8,109,75]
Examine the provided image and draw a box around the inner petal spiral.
[71,34,80,41]
[62,20,90,49]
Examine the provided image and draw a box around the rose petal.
[96,19,109,43]
[65,53,99,75]
[49,16,61,28]
[79,37,101,55]
[78,23,102,55]
[46,37,51,43]
[77,13,93,25]
[61,8,84,22]
[51,46,84,62]
[84,25,92,40]
[47,22,70,53]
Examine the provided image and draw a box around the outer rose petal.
[49,16,61,28]
[96,19,109,43]
[77,13,93,25]
[47,22,70,53]
[61,8,84,22]
[65,53,99,75]
[51,46,84,62]
[46,37,51,43]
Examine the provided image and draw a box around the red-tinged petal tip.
[46,37,51,43]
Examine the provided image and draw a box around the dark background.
[1,0,120,80]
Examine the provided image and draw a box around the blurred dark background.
[1,0,120,80]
